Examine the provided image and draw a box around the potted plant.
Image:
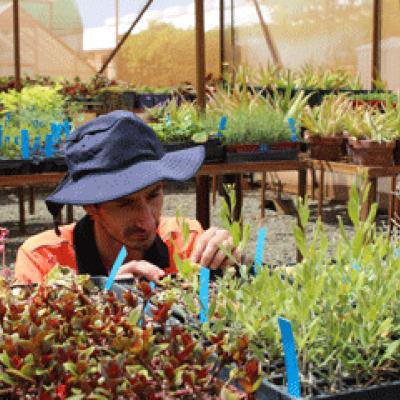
[0,266,262,398]
[384,100,400,164]
[207,87,298,163]
[344,108,396,166]
[97,85,136,112]
[150,101,225,163]
[135,86,173,109]
[348,91,397,110]
[302,94,353,161]
[0,85,82,173]
[255,64,363,107]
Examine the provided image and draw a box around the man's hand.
[190,227,240,270]
[116,260,165,282]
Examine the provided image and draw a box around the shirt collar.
[73,215,170,276]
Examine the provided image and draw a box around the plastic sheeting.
[0,0,399,89]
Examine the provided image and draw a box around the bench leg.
[261,172,266,219]
[297,168,307,263]
[18,187,26,235]
[67,205,74,223]
[29,186,35,215]
[318,168,325,222]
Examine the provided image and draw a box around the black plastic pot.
[91,276,133,300]
[136,93,155,109]
[163,137,225,163]
[256,378,400,400]
[91,276,188,325]
[0,159,31,175]
[259,87,333,107]
[38,157,67,173]
[136,93,172,109]
[122,91,136,110]
[153,94,172,106]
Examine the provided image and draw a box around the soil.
[0,178,389,271]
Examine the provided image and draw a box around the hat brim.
[46,146,205,215]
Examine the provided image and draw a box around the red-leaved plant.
[0,268,261,399]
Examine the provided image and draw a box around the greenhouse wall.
[1,0,399,89]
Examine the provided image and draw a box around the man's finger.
[209,237,234,270]
[116,261,165,282]
[190,227,218,263]
[198,230,230,267]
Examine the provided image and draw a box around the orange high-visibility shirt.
[14,216,203,284]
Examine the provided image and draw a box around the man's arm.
[14,246,47,284]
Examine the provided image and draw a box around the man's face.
[89,183,164,252]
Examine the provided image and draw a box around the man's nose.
[130,198,155,228]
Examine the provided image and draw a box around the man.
[15,111,238,283]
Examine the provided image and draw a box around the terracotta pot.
[269,141,300,150]
[225,142,299,153]
[225,144,259,153]
[304,132,344,161]
[348,138,395,166]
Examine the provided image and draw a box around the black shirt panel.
[73,215,170,276]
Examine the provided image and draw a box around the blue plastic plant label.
[5,112,10,127]
[352,263,361,271]
[104,245,127,291]
[278,317,301,398]
[51,123,62,144]
[45,134,53,158]
[288,118,298,143]
[5,136,10,144]
[199,266,210,323]
[218,116,228,131]
[20,129,30,160]
[165,114,171,127]
[253,227,268,274]
[143,281,156,316]
[14,136,19,145]
[259,144,269,153]
[394,248,400,258]
[0,125,3,148]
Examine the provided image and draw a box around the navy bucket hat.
[46,110,205,232]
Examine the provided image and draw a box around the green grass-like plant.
[207,86,291,145]
[180,183,400,397]
[302,94,353,137]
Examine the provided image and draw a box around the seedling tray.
[38,156,67,172]
[257,378,400,400]
[225,148,298,163]
[0,159,32,175]
[91,276,188,325]
[163,137,225,163]
[136,93,172,109]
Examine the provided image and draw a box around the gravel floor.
[0,180,390,270]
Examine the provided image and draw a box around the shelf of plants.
[2,66,400,172]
